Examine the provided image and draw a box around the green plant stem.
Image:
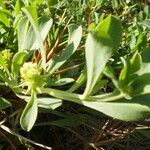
[39,88,124,104]
[93,93,123,102]
[39,87,82,104]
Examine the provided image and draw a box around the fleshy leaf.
[68,24,82,51]
[22,6,46,68]
[83,95,150,121]
[11,50,28,78]
[17,16,29,51]
[17,17,53,51]
[131,47,150,95]
[83,15,122,98]
[37,97,62,109]
[20,90,38,131]
[96,15,122,50]
[129,52,142,74]
[82,31,113,98]
[31,18,53,49]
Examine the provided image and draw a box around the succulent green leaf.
[83,31,113,98]
[16,95,62,110]
[37,97,62,109]
[130,48,150,95]
[83,95,150,121]
[83,15,122,98]
[11,50,28,78]
[96,15,122,50]
[131,74,150,95]
[68,24,82,51]
[22,6,46,68]
[129,52,142,74]
[17,17,53,51]
[20,90,38,131]
[51,78,74,86]
[31,18,53,49]
[119,52,142,86]
[17,16,29,51]
[23,6,38,27]
[119,57,129,82]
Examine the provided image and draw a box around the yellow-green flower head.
[1,49,13,60]
[0,49,13,68]
[20,62,45,90]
